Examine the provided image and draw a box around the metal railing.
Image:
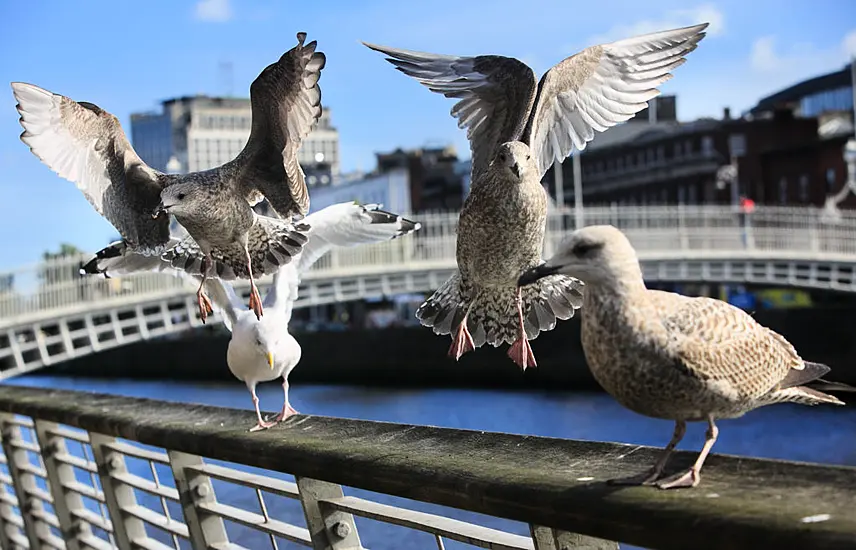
[4,205,856,328]
[0,385,854,550]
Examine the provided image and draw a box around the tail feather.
[416,271,584,348]
[767,386,846,407]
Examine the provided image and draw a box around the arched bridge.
[2,205,856,378]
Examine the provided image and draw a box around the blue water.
[8,375,856,549]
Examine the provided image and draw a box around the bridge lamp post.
[845,139,856,192]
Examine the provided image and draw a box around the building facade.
[375,146,467,212]
[130,95,340,179]
[547,103,850,208]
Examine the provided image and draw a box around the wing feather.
[364,42,537,177]
[12,82,171,252]
[522,23,708,179]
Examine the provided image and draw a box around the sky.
[0,0,854,269]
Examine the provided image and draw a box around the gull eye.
[499,153,506,162]
[177,193,186,200]
[572,242,601,257]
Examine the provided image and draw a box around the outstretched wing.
[364,42,537,178]
[229,32,326,219]
[296,202,421,274]
[264,202,422,315]
[202,279,246,332]
[522,23,708,180]
[12,82,171,253]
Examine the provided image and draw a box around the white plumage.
[159,202,419,431]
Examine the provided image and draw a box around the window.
[683,140,692,155]
[778,177,788,204]
[688,184,698,205]
[657,145,665,161]
[826,168,837,193]
[678,186,686,204]
[798,174,809,202]
[701,136,714,155]
[673,143,682,158]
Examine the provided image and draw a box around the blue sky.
[0,0,854,269]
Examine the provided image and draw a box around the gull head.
[493,142,534,181]
[517,225,641,287]
[153,182,206,219]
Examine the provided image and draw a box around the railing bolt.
[108,454,122,471]
[332,520,351,539]
[194,483,210,499]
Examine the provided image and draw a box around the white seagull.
[212,202,420,430]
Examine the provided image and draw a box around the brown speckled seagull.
[12,32,325,323]
[365,23,708,369]
[518,225,854,489]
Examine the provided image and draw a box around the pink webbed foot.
[248,417,277,432]
[248,282,264,320]
[197,290,214,324]
[447,321,475,361]
[275,405,300,422]
[654,469,700,490]
[507,338,537,370]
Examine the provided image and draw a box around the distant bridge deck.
[0,385,853,550]
[3,205,856,378]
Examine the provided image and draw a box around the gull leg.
[195,255,214,324]
[244,245,264,320]
[507,287,537,370]
[248,385,276,432]
[275,378,299,422]
[607,420,687,486]
[655,416,719,490]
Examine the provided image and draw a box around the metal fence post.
[531,524,619,550]
[0,414,53,549]
[167,450,229,550]
[296,476,362,550]
[33,420,87,549]
[89,431,145,549]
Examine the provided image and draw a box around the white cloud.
[195,0,232,22]
[750,32,854,76]
[587,4,724,45]
[844,30,856,58]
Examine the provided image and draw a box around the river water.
[7,375,856,549]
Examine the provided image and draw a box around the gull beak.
[518,262,562,287]
[267,352,274,370]
[152,202,167,219]
[511,163,520,179]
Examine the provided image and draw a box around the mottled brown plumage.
[518,224,852,489]
[12,32,325,323]
[365,24,708,369]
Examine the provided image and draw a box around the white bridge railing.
[3,205,856,328]
[3,205,856,378]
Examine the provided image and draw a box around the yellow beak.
[267,352,274,370]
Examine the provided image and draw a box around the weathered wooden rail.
[0,386,853,550]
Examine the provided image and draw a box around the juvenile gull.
[365,23,707,369]
[82,202,421,431]
[518,225,853,489]
[12,31,326,323]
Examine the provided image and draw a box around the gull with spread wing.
[82,202,422,432]
[13,32,326,324]
[365,23,708,369]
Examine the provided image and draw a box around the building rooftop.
[749,63,853,115]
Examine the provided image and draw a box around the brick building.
[546,98,852,208]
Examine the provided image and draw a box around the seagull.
[365,23,708,369]
[82,202,422,432]
[518,225,854,489]
[13,31,326,324]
